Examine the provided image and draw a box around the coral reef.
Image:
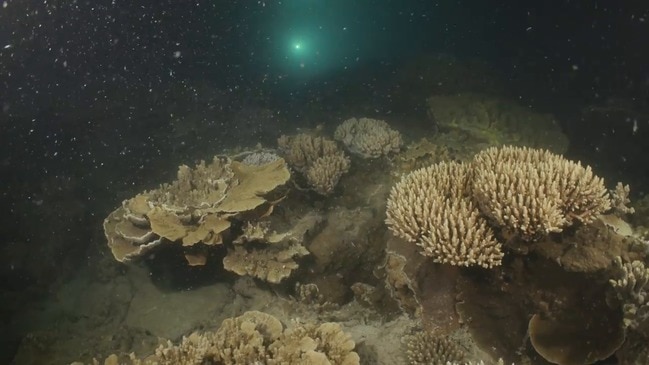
[35,110,648,365]
[334,117,403,158]
[427,93,569,153]
[278,133,351,195]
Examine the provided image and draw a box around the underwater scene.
[1,1,648,364]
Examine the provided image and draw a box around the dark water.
[1,1,648,364]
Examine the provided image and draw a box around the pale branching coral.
[386,161,503,268]
[552,158,612,225]
[405,331,465,365]
[611,182,635,216]
[471,146,611,241]
[334,117,403,158]
[610,256,649,332]
[385,145,611,267]
[278,133,350,195]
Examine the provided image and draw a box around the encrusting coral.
[386,161,504,269]
[278,133,351,195]
[333,117,403,158]
[386,145,612,268]
[86,311,360,365]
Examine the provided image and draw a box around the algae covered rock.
[427,93,569,153]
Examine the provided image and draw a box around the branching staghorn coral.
[386,161,503,269]
[386,145,612,268]
[610,256,649,333]
[610,182,635,216]
[471,146,611,240]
